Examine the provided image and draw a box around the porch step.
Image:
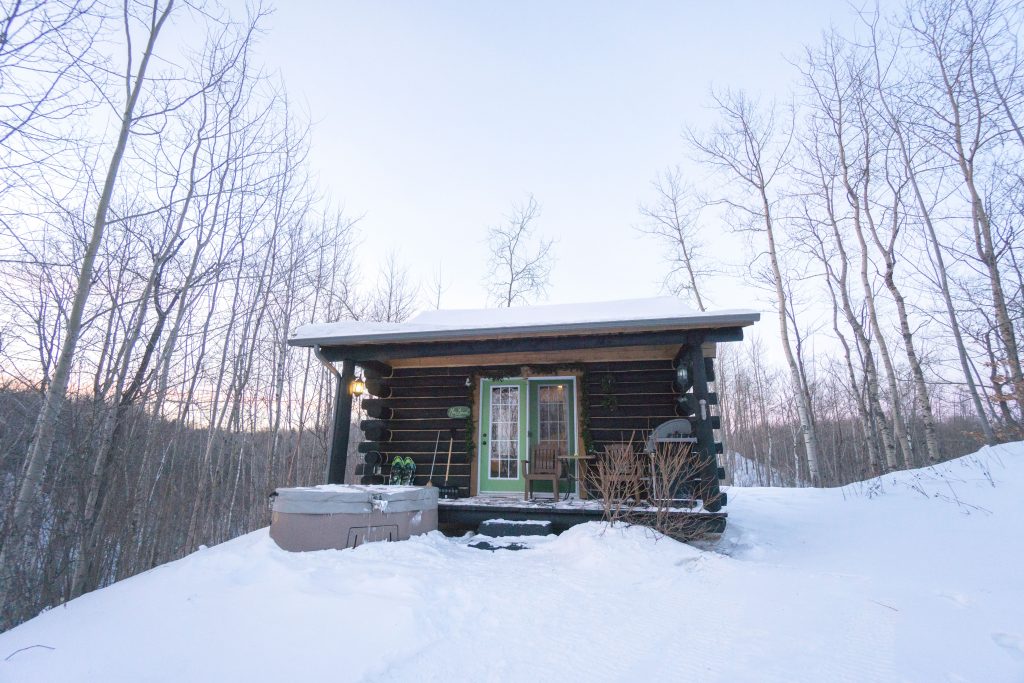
[478,518,553,537]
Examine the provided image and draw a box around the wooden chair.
[524,443,563,500]
[601,443,644,502]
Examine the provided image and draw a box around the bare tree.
[866,10,998,444]
[427,262,449,310]
[3,0,177,575]
[484,194,555,307]
[800,34,909,469]
[907,0,1024,422]
[0,0,96,196]
[0,0,381,630]
[637,166,712,310]
[803,203,885,476]
[650,0,1024,487]
[368,251,418,322]
[688,89,823,485]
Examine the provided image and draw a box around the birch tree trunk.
[852,177,909,470]
[812,225,881,474]
[2,0,175,578]
[802,36,907,469]
[910,0,1024,423]
[868,16,996,443]
[867,167,943,463]
[689,90,822,484]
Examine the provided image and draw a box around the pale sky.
[247,1,884,315]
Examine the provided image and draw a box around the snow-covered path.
[1,443,1022,682]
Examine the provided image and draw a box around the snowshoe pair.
[390,456,415,486]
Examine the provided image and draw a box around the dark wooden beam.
[318,328,743,363]
[358,361,393,379]
[364,379,392,398]
[361,399,393,420]
[327,360,355,484]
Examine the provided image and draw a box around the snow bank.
[2,443,1022,682]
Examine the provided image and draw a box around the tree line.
[641,0,1022,485]
[0,0,422,631]
[0,0,556,632]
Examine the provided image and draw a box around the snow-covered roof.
[289,296,759,347]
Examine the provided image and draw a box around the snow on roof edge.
[289,297,759,348]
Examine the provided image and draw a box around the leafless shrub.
[644,442,722,541]
[586,438,717,541]
[646,442,695,527]
[585,437,644,524]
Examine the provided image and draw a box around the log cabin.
[288,297,759,534]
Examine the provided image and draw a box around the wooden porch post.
[327,360,355,484]
[686,341,723,510]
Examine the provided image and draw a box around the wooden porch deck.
[437,495,727,536]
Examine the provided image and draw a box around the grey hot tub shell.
[270,485,438,551]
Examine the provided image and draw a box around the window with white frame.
[489,385,520,479]
[537,384,569,454]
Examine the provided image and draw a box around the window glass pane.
[489,385,520,479]
[537,384,568,455]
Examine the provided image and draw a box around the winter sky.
[246,1,893,316]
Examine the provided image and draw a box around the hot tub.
[270,485,438,551]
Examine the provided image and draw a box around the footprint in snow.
[992,632,1024,661]
[936,591,972,608]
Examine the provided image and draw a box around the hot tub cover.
[272,484,438,515]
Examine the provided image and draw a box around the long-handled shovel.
[425,430,441,488]
[439,429,459,499]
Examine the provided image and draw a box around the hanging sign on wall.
[447,406,471,419]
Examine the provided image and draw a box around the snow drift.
[1,442,1022,682]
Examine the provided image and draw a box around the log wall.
[355,357,720,500]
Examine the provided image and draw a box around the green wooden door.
[478,379,529,493]
[528,379,577,495]
[478,378,577,495]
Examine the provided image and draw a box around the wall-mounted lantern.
[349,378,367,396]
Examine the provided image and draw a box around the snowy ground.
[2,443,1022,682]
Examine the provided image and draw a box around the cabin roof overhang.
[288,298,759,367]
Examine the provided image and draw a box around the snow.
[479,518,552,525]
[289,296,758,345]
[2,442,1022,682]
[409,296,699,326]
[289,484,424,494]
[721,450,784,486]
[441,495,708,513]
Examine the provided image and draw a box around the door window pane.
[537,384,568,455]
[489,386,519,479]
